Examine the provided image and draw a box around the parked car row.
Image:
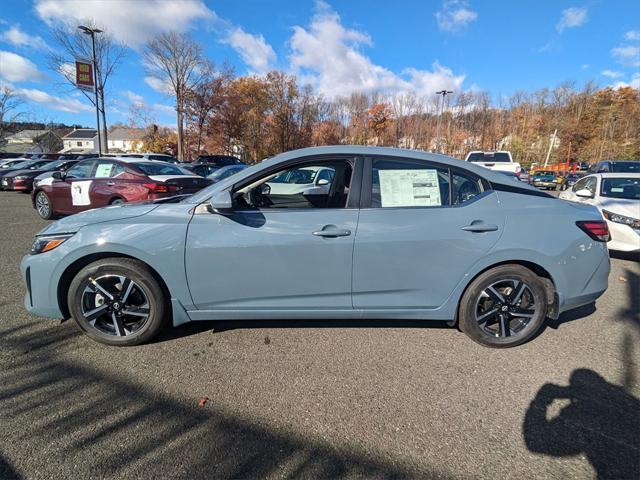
[1,152,249,220]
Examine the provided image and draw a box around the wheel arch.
[454,260,559,326]
[57,252,172,320]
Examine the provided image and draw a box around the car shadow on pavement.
[157,318,452,343]
[523,268,640,479]
[0,321,450,479]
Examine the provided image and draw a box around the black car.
[0,159,59,186]
[559,172,586,190]
[194,154,245,167]
[589,160,640,173]
[1,159,80,192]
[182,163,220,177]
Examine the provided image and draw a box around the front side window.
[66,161,94,179]
[573,176,596,194]
[235,161,351,209]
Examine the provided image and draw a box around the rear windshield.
[134,163,185,176]
[611,162,640,173]
[601,178,640,199]
[197,156,239,166]
[467,152,511,162]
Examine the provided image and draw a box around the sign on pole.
[75,59,94,91]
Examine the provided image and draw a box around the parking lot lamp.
[78,25,103,157]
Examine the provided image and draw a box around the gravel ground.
[0,191,638,479]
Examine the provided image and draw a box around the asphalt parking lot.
[0,192,638,479]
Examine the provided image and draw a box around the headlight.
[31,234,74,254]
[602,210,640,228]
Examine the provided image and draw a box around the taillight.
[576,221,610,242]
[143,182,178,193]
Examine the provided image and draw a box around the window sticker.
[71,180,92,206]
[379,169,441,207]
[95,163,113,178]
[610,187,624,193]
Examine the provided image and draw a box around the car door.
[352,156,505,310]
[90,160,128,206]
[185,157,360,311]
[49,160,96,214]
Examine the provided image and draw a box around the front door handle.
[106,181,115,186]
[461,221,499,233]
[313,225,351,238]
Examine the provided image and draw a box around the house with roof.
[2,129,63,153]
[62,128,98,153]
[107,127,145,153]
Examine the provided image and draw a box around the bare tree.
[0,86,26,139]
[48,23,126,153]
[144,32,203,161]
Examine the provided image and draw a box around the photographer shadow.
[523,369,639,479]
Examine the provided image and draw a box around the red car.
[31,157,211,219]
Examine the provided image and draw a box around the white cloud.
[153,103,175,114]
[289,3,464,99]
[435,0,478,33]
[124,90,145,104]
[16,87,93,113]
[601,69,623,78]
[556,7,588,33]
[611,72,640,90]
[581,64,589,70]
[623,30,640,41]
[224,27,276,74]
[144,75,173,94]
[1,25,49,50]
[611,45,640,67]
[0,51,44,82]
[35,0,215,48]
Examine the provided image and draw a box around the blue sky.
[1,0,638,128]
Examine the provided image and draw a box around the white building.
[62,129,98,153]
[107,127,145,153]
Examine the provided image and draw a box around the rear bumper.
[558,250,610,313]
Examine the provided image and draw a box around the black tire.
[110,197,125,205]
[67,258,169,346]
[34,190,54,220]
[458,265,548,348]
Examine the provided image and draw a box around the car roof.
[591,172,640,178]
[262,146,518,184]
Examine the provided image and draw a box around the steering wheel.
[249,184,272,208]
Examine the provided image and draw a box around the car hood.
[598,198,640,218]
[38,203,160,235]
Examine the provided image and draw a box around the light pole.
[78,25,103,157]
[435,89,453,152]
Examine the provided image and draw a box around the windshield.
[467,152,511,162]
[534,171,555,177]
[41,160,69,171]
[611,162,640,173]
[28,160,54,170]
[601,178,640,200]
[5,160,33,169]
[270,168,318,184]
[209,165,245,181]
[197,156,239,166]
[134,162,185,176]
[1,160,27,168]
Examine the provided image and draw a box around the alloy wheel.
[474,279,538,338]
[35,192,50,218]
[80,274,150,337]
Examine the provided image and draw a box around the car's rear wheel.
[458,265,548,348]
[67,258,168,346]
[35,191,54,220]
[110,197,125,205]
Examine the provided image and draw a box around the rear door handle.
[313,225,351,238]
[461,222,499,233]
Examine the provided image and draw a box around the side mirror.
[208,190,234,214]
[575,189,594,199]
[317,178,330,186]
[51,171,65,180]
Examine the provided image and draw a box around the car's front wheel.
[67,258,168,346]
[458,265,548,348]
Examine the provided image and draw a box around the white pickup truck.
[465,151,521,175]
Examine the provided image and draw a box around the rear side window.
[134,162,184,176]
[372,158,450,208]
[452,171,483,205]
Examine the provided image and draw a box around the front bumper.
[607,221,640,252]
[20,252,66,319]
[533,181,557,188]
[1,177,13,190]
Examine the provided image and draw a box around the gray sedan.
[21,146,610,348]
